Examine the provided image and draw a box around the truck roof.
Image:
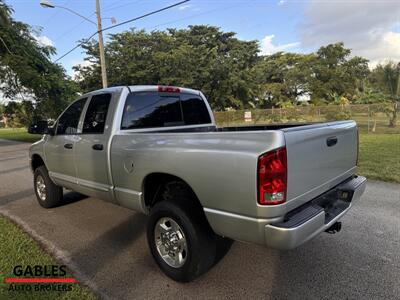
[128,85,201,95]
[83,85,201,96]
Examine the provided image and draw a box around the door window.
[56,98,87,135]
[82,93,112,134]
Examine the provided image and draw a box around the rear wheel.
[34,166,63,208]
[147,183,217,282]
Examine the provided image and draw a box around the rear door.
[74,93,115,201]
[283,121,358,207]
[45,98,87,189]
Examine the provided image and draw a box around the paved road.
[0,139,399,300]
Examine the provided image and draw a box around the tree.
[74,26,260,110]
[0,0,78,121]
[2,100,37,127]
[310,43,369,102]
[254,52,315,108]
[252,43,369,108]
[368,62,399,127]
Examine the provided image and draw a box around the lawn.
[0,128,41,143]
[0,216,96,300]
[358,134,400,183]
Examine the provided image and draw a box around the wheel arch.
[143,172,217,246]
[143,172,201,208]
[31,154,46,171]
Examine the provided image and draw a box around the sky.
[7,0,400,77]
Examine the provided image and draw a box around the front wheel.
[147,199,217,282]
[34,166,63,208]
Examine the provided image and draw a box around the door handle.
[64,143,73,149]
[92,144,104,151]
[326,136,338,147]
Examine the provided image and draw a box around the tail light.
[158,86,180,93]
[258,147,287,205]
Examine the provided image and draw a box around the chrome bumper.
[264,176,367,250]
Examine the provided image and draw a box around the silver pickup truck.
[29,85,366,282]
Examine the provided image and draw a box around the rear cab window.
[121,91,211,130]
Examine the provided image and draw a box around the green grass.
[0,216,97,300]
[0,128,41,143]
[358,134,400,183]
[353,113,400,134]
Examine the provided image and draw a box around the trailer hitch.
[325,222,342,234]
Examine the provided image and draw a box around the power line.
[53,0,190,63]
[53,13,96,42]
[41,0,72,27]
[101,0,189,32]
[101,0,125,11]
[147,3,244,31]
[36,2,139,45]
[54,32,97,63]
[102,0,143,13]
[53,1,142,44]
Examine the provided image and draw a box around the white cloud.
[71,60,93,79]
[278,0,286,6]
[356,31,400,67]
[260,34,299,55]
[178,4,192,11]
[299,0,400,66]
[34,35,54,47]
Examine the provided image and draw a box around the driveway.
[0,139,399,299]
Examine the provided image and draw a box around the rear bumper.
[264,176,367,249]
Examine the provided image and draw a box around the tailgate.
[283,121,358,206]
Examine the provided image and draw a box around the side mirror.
[46,126,55,136]
[28,121,55,136]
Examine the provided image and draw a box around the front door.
[45,98,87,189]
[74,93,114,201]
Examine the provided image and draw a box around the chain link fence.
[214,104,399,134]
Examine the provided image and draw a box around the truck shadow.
[0,188,33,206]
[61,191,89,206]
[0,140,27,147]
[214,236,234,265]
[67,209,235,298]
[70,213,148,278]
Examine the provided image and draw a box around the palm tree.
[370,62,400,127]
[383,62,400,127]
[0,1,12,26]
[0,1,13,55]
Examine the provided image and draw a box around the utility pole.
[95,0,108,88]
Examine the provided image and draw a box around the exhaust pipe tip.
[325,222,342,234]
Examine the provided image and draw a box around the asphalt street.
[0,138,399,300]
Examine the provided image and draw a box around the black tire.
[147,183,217,282]
[33,166,63,208]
